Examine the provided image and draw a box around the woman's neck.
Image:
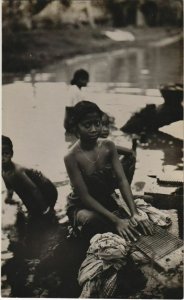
[79,139,98,151]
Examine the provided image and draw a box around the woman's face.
[77,112,102,142]
[2,145,13,166]
[100,115,110,138]
[76,77,89,89]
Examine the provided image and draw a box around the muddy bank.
[3,26,182,74]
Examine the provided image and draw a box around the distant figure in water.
[101,112,137,184]
[69,69,89,106]
[2,136,58,217]
[64,101,153,241]
[64,69,89,133]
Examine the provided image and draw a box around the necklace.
[78,142,100,164]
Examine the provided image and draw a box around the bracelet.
[43,207,50,215]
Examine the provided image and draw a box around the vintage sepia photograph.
[1,0,183,298]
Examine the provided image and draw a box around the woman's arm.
[116,145,135,156]
[16,168,49,213]
[109,141,138,216]
[109,141,154,235]
[4,180,13,197]
[3,179,15,203]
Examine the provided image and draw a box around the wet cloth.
[78,200,172,297]
[134,198,172,227]
[78,232,129,298]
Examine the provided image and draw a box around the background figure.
[2,135,58,217]
[101,113,137,184]
[69,69,89,106]
[64,69,89,133]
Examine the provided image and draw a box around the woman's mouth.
[101,132,108,138]
[89,134,98,139]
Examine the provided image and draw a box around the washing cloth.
[134,198,172,227]
[78,232,129,298]
[78,200,172,297]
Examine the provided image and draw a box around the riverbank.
[3,26,182,74]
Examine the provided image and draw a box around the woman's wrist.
[130,207,139,217]
[110,214,119,224]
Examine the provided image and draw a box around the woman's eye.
[84,123,91,129]
[95,121,101,127]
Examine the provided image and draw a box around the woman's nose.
[90,124,96,132]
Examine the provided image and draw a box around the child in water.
[101,112,136,184]
[64,69,89,133]
[2,135,58,217]
[64,101,153,241]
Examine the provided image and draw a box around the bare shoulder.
[14,163,24,171]
[100,139,116,150]
[64,141,79,166]
[13,163,27,175]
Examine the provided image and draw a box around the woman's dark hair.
[102,112,110,124]
[70,69,89,85]
[72,100,103,126]
[2,135,13,151]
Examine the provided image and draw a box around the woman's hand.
[115,218,141,242]
[130,211,154,235]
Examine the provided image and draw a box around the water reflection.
[145,131,183,166]
[3,41,182,89]
[39,41,182,89]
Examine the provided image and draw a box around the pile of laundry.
[78,232,130,298]
[78,199,172,298]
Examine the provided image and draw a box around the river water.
[2,41,183,297]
